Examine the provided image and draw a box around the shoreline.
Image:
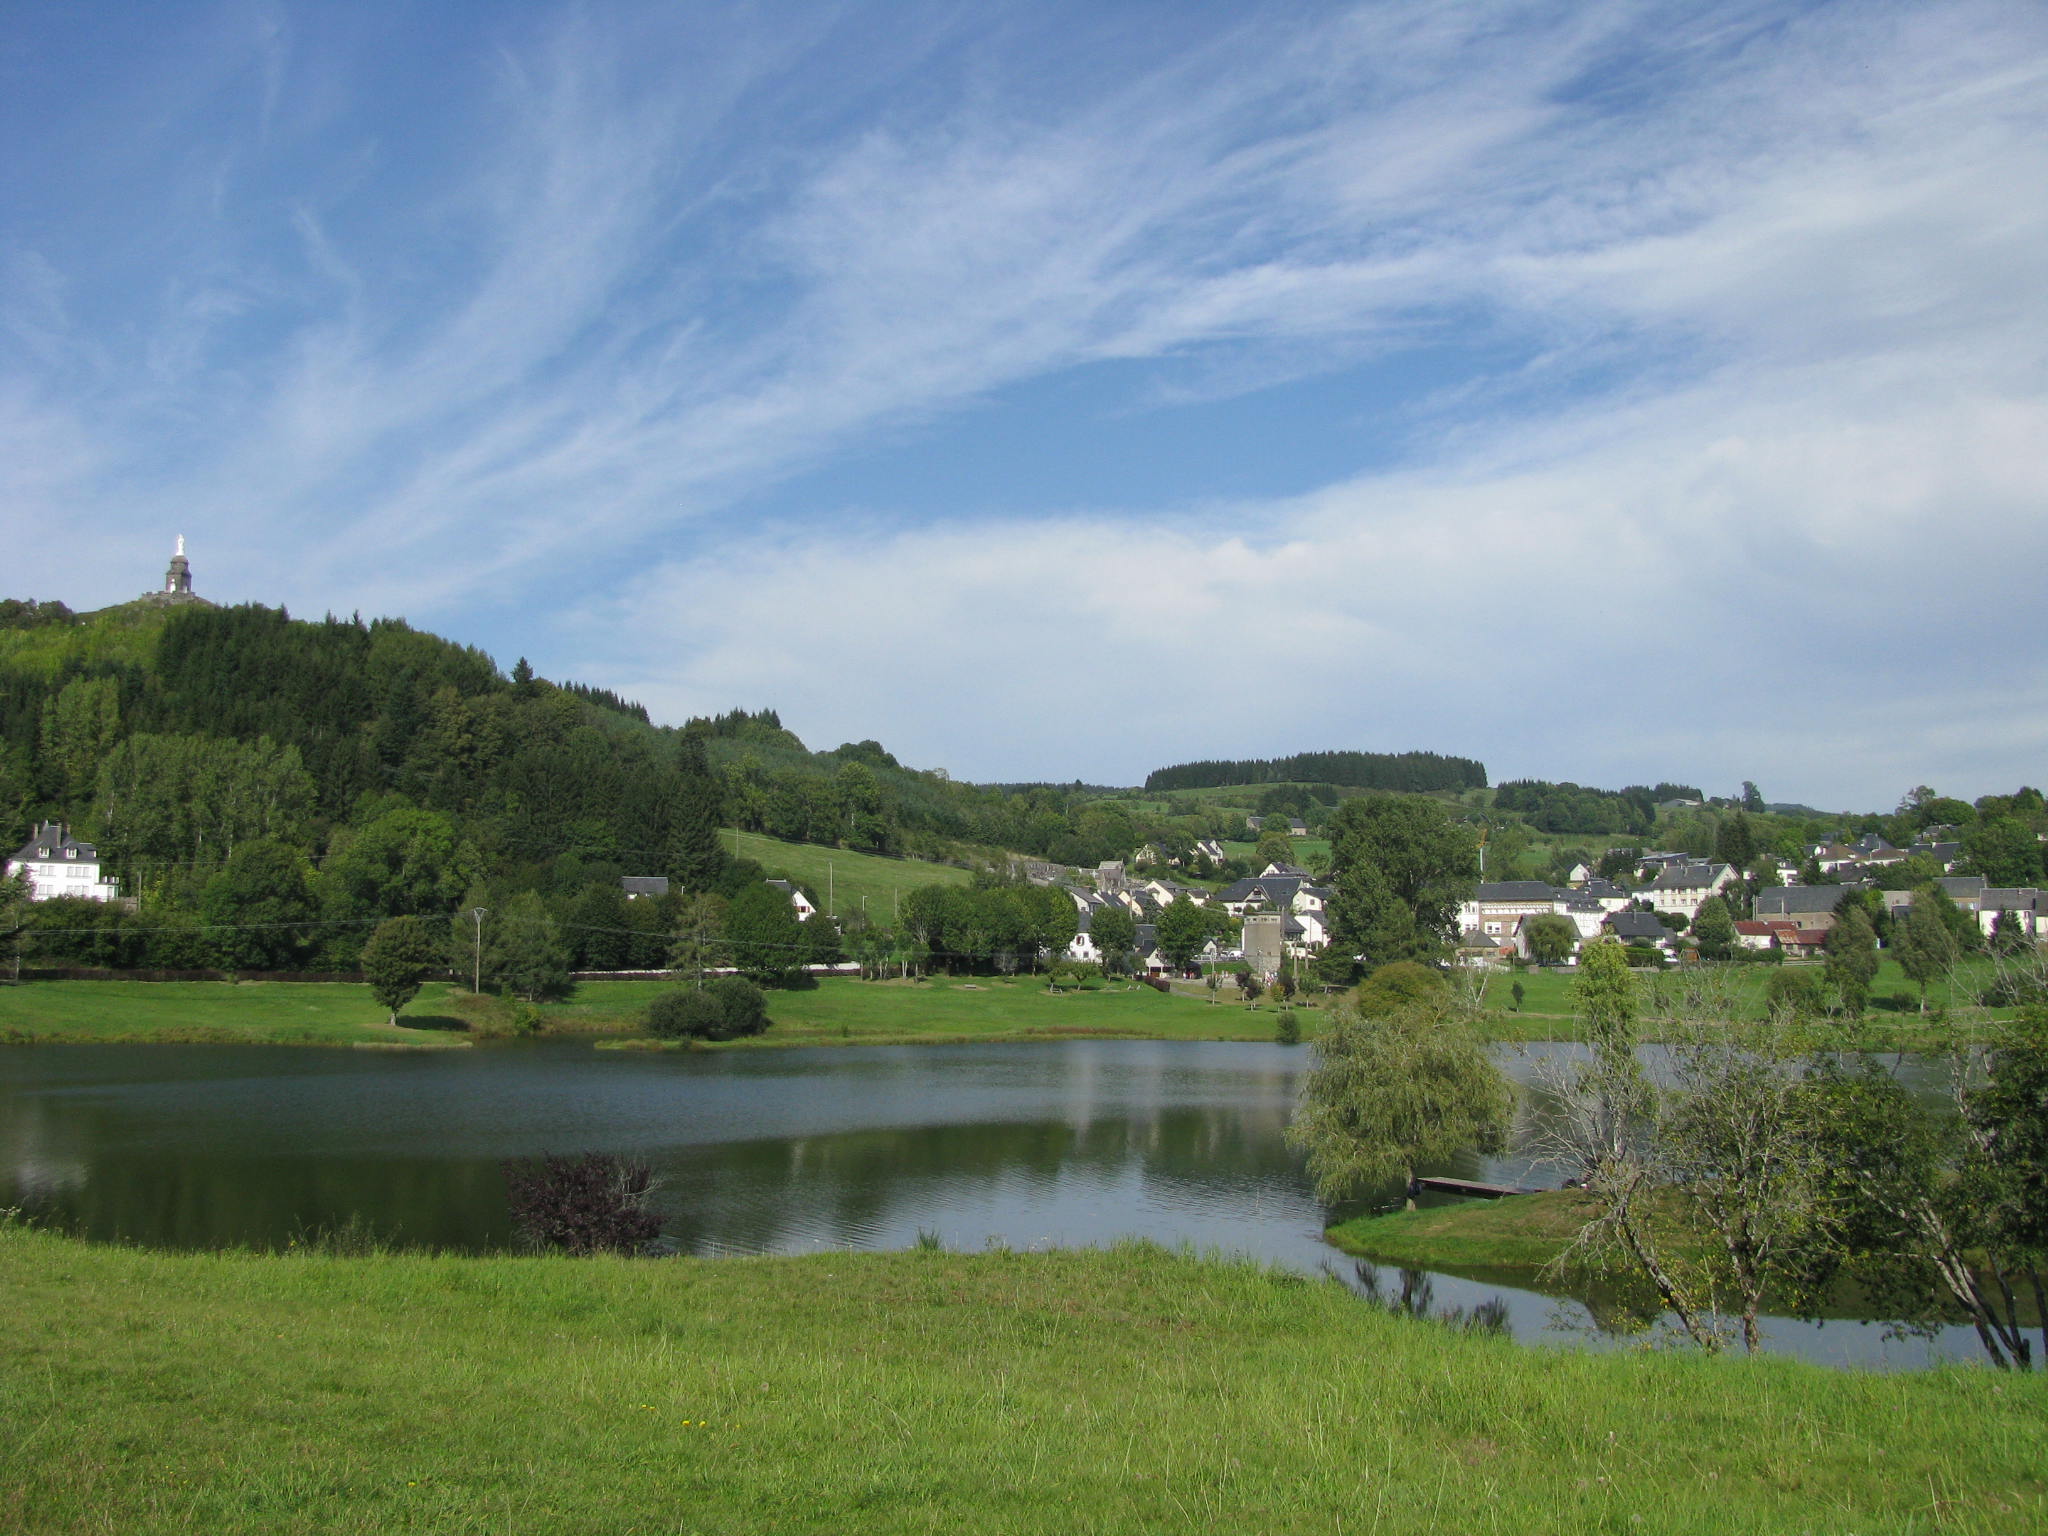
[0,971,2012,1052]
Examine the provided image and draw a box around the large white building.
[6,822,121,902]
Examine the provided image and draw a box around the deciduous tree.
[1326,795,1479,970]
[1523,913,1579,966]
[1286,999,1513,1209]
[361,915,441,1025]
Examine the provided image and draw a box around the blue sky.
[5,1,2045,810]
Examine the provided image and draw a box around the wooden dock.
[1409,1176,1542,1200]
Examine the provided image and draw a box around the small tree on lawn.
[1090,905,1136,979]
[1824,904,1880,1018]
[1523,913,1579,967]
[667,893,727,990]
[361,915,441,1025]
[1893,893,1959,1013]
[488,890,572,1002]
[1690,897,1737,962]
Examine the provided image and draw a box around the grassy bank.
[0,974,1301,1048]
[1327,1190,1602,1274]
[577,974,1291,1047]
[2,1226,2040,1534]
[0,962,2014,1050]
[0,979,475,1047]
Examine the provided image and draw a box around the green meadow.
[0,979,473,1047]
[0,975,1306,1048]
[722,829,976,918]
[577,975,1291,1047]
[2,1224,2040,1535]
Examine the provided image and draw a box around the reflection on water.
[0,1037,1981,1368]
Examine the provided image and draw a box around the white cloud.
[582,343,2048,807]
[8,0,2048,804]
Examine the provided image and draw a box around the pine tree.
[663,736,728,891]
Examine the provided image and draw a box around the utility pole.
[828,860,834,918]
[468,907,488,995]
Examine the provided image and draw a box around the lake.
[0,1036,1980,1367]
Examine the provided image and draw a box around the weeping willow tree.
[1286,998,1513,1209]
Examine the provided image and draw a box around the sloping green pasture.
[722,829,977,917]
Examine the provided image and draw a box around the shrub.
[705,976,770,1039]
[1275,1009,1301,1045]
[646,989,723,1039]
[1765,967,1828,1020]
[501,1153,661,1255]
[645,980,771,1041]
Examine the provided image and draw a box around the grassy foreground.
[2,1227,2041,1535]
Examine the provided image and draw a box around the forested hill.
[1144,750,1487,795]
[0,598,1330,975]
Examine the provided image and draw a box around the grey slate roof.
[1639,861,1728,891]
[1757,886,1850,917]
[1940,876,1988,903]
[619,875,670,898]
[1218,876,1318,909]
[1474,881,1558,902]
[1607,911,1677,942]
[1980,888,2042,912]
[10,821,98,864]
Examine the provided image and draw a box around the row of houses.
[1460,865,2048,968]
[1063,861,1336,974]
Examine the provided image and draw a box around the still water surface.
[0,1038,1977,1368]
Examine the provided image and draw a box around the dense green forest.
[0,600,1285,978]
[1144,749,1486,794]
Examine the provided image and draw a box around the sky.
[4,0,2045,811]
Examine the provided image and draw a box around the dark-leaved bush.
[645,979,771,1040]
[501,1152,660,1255]
[647,989,723,1039]
[705,976,768,1039]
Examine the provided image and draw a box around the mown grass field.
[1,958,2016,1050]
[0,975,1306,1048]
[574,974,1295,1047]
[723,829,976,918]
[0,979,472,1047]
[2,1224,2040,1535]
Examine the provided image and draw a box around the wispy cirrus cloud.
[5,0,2045,803]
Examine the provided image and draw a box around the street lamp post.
[468,907,488,995]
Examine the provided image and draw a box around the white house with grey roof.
[1976,889,2042,941]
[6,822,121,902]
[1633,861,1737,921]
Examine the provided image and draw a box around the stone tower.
[139,536,207,607]
[164,535,192,596]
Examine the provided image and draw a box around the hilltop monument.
[141,536,205,607]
